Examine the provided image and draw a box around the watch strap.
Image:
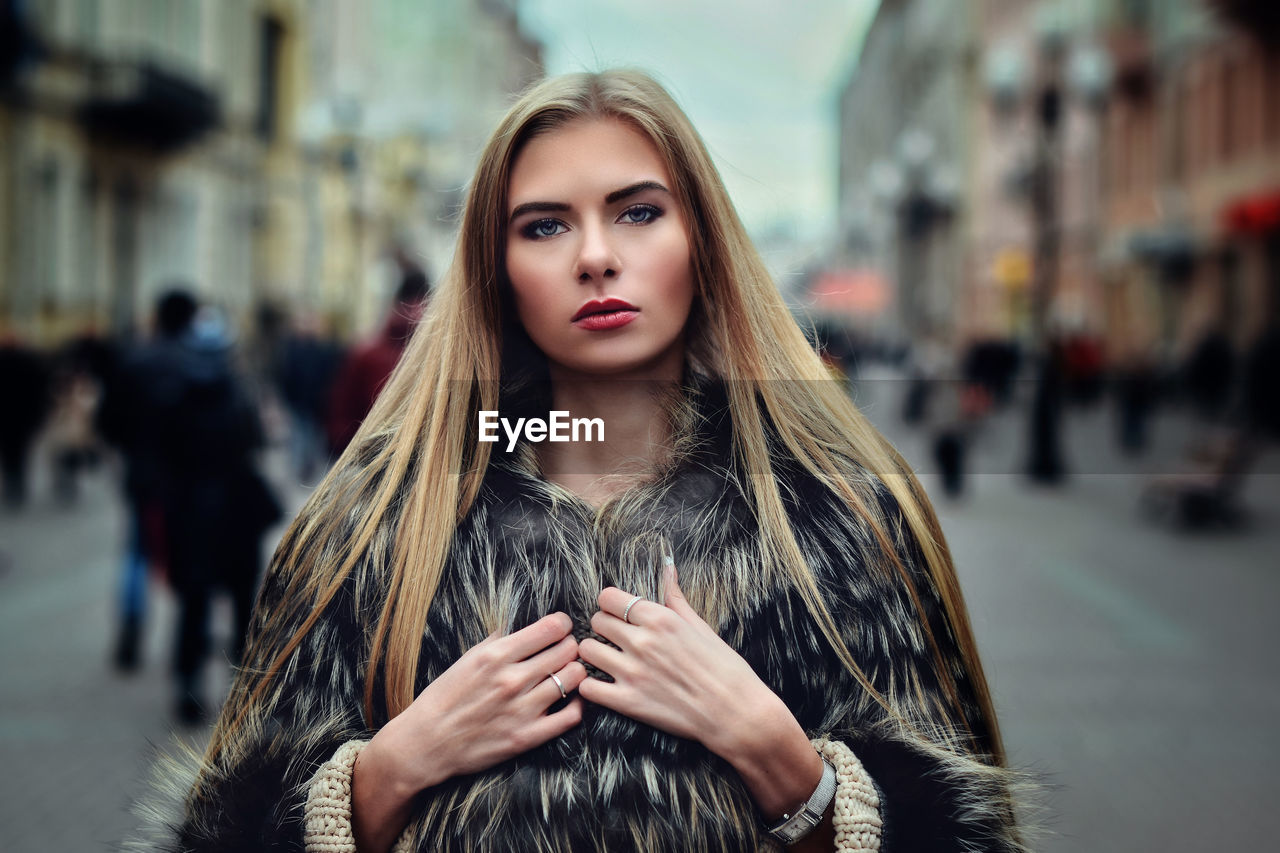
[765,757,838,845]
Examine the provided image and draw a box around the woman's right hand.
[387,611,587,785]
[354,611,587,851]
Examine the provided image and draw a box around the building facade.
[835,0,977,344]
[1101,0,1280,366]
[1,0,273,342]
[0,0,543,346]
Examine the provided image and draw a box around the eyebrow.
[605,180,670,204]
[508,180,671,224]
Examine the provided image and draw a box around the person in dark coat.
[0,336,52,508]
[159,304,281,723]
[1243,323,1280,438]
[276,312,344,482]
[326,271,428,455]
[97,290,199,670]
[1182,327,1235,421]
[1027,337,1068,483]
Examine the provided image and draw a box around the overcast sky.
[516,0,878,244]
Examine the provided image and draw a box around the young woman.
[155,70,1023,852]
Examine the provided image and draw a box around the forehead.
[507,118,672,204]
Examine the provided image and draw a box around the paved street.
[1,379,1277,851]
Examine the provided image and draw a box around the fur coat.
[141,381,1021,852]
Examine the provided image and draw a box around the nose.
[574,220,620,284]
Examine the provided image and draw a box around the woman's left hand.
[578,563,827,820]
[579,563,831,824]
[578,562,781,751]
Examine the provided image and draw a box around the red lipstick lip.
[571,297,639,322]
[574,311,638,331]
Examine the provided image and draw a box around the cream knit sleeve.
[303,739,413,853]
[808,736,883,852]
[304,737,879,852]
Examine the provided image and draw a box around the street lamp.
[983,25,1111,485]
[889,130,956,340]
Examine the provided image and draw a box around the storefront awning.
[1127,229,1196,283]
[804,270,891,317]
[1222,188,1280,236]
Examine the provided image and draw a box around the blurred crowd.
[810,316,1279,525]
[0,264,427,723]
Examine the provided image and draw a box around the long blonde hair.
[213,69,1005,768]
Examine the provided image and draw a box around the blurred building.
[1100,0,1280,365]
[971,0,1118,348]
[837,0,1118,350]
[0,0,542,346]
[837,0,1280,375]
[287,0,542,337]
[836,0,974,345]
[0,0,253,342]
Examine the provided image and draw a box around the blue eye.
[522,219,567,240]
[619,204,661,225]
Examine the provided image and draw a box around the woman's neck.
[536,361,682,508]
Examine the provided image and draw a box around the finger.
[576,673,627,713]
[577,636,627,677]
[529,660,588,706]
[526,695,585,743]
[661,562,698,621]
[589,610,639,647]
[517,635,580,691]
[598,587,656,627]
[496,612,573,661]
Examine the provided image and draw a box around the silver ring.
[548,672,567,699]
[622,595,644,623]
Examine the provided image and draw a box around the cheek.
[646,232,694,313]
[505,248,555,326]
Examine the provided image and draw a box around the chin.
[553,347,678,379]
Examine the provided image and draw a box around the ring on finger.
[622,595,644,624]
[548,671,567,699]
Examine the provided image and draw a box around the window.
[1221,56,1237,161]
[256,15,284,141]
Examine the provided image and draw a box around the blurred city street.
[1,376,1278,851]
[0,440,313,852]
[4,0,1280,850]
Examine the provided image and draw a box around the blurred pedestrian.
[901,335,947,425]
[1027,336,1068,484]
[1182,326,1235,421]
[930,340,993,500]
[160,303,281,723]
[326,270,428,455]
[97,290,198,670]
[275,311,344,482]
[1113,351,1159,455]
[1061,331,1105,407]
[1243,323,1280,439]
[962,338,1020,407]
[0,334,52,508]
[45,334,108,504]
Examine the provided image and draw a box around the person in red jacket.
[326,271,428,454]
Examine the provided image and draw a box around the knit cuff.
[810,736,883,851]
[303,739,413,853]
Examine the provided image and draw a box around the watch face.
[778,813,816,843]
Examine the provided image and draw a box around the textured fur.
[135,382,1027,852]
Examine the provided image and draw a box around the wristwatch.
[765,757,837,845]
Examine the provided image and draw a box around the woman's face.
[505,117,695,380]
